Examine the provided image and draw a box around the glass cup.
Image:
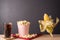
[4,22,12,38]
[17,20,30,37]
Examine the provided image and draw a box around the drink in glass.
[4,22,12,38]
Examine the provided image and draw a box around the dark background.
[0,0,60,34]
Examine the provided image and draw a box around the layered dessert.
[17,20,30,37]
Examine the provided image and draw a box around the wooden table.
[0,34,60,40]
[33,34,60,40]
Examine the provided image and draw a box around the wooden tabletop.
[33,34,60,40]
[0,34,60,40]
